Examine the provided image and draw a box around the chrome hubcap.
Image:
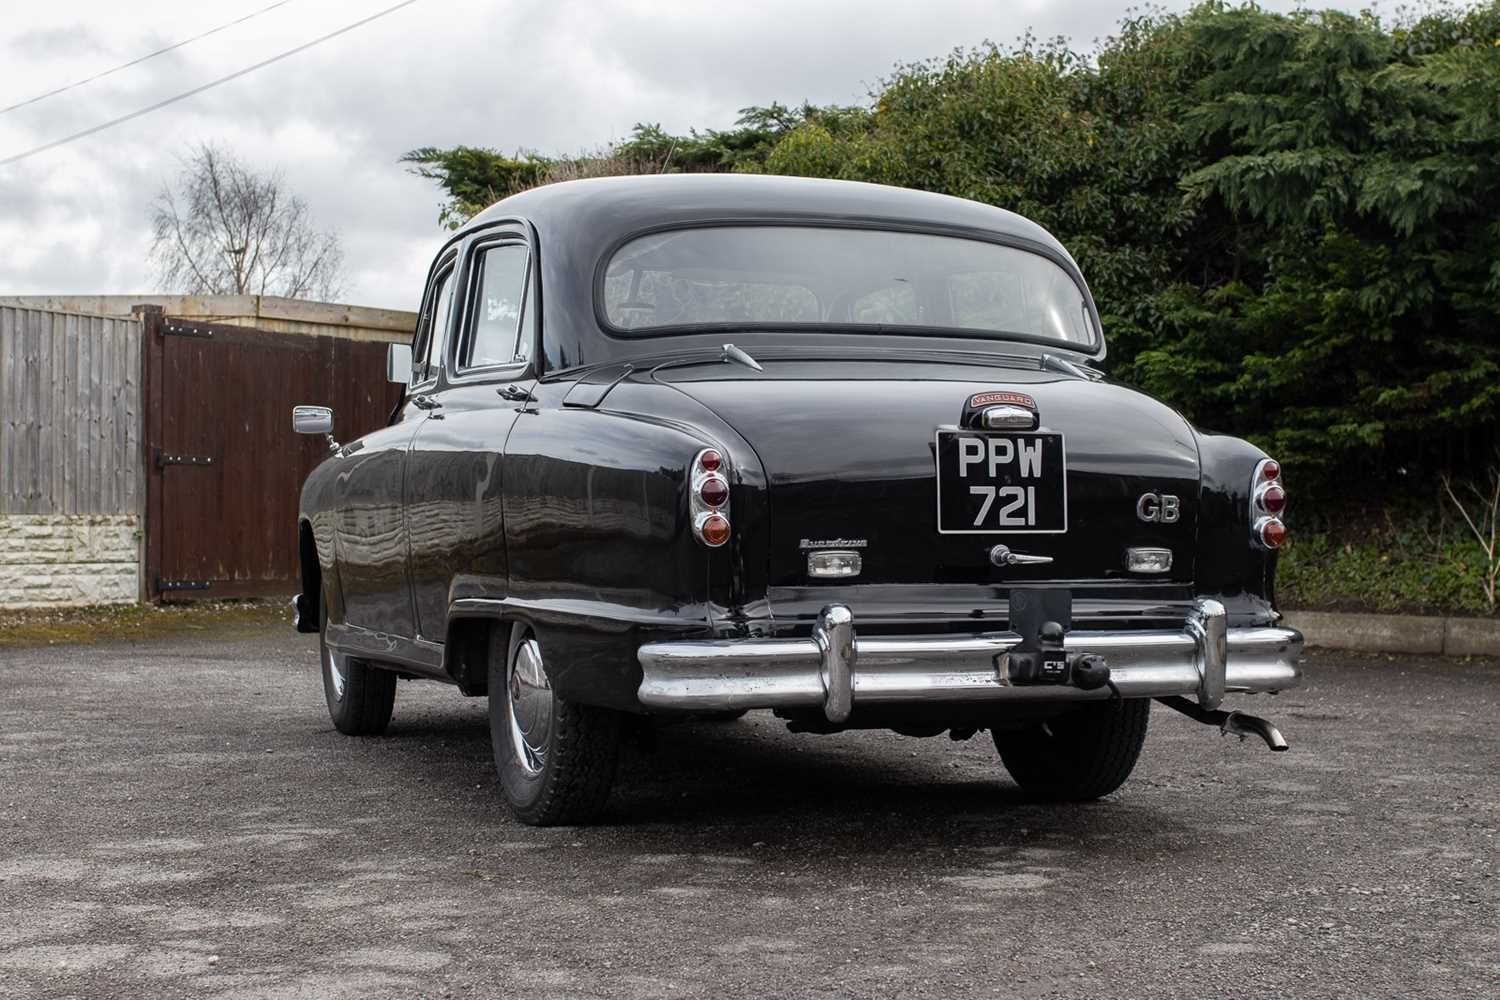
[507,638,553,776]
[325,643,347,699]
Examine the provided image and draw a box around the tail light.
[1252,458,1286,549]
[1256,516,1287,548]
[691,448,730,547]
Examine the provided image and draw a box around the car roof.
[456,174,1099,371]
[466,173,1075,264]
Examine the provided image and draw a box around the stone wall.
[0,514,141,609]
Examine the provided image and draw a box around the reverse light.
[690,448,731,547]
[808,550,862,579]
[1252,458,1287,549]
[1126,547,1173,574]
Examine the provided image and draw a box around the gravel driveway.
[1,629,1496,999]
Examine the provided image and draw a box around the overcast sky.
[1,0,1371,311]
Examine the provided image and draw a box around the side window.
[463,243,530,370]
[417,266,456,382]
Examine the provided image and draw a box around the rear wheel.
[489,624,622,826]
[993,698,1149,801]
[319,601,397,736]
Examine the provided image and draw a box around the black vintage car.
[291,174,1302,825]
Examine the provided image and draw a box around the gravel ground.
[1,630,1496,999]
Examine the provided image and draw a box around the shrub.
[407,2,1500,508]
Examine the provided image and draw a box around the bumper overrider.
[636,599,1302,723]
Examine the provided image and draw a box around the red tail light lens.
[1257,483,1287,515]
[698,474,729,508]
[698,449,723,472]
[1261,459,1280,481]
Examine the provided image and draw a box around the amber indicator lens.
[1259,484,1287,515]
[698,449,723,472]
[1259,517,1286,548]
[699,513,731,546]
[698,474,729,508]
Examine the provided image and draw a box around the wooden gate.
[142,308,401,599]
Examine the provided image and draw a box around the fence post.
[133,304,164,602]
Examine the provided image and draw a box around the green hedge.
[1280,520,1497,617]
[407,2,1500,504]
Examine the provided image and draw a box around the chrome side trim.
[636,600,1302,716]
[323,620,446,679]
[448,595,701,630]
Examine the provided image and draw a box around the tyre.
[993,698,1150,801]
[319,600,397,736]
[489,624,622,826]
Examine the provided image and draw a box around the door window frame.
[410,250,459,390]
[453,238,534,380]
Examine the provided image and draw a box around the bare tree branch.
[1442,463,1500,611]
[149,142,344,300]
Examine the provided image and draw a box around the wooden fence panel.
[0,306,141,515]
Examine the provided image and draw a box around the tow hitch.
[1003,589,1118,694]
[1156,695,1290,752]
[1003,589,1290,752]
[1003,619,1116,693]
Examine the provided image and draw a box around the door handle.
[411,394,443,410]
[497,384,533,402]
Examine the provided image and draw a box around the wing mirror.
[292,405,332,435]
[293,405,339,453]
[387,343,413,385]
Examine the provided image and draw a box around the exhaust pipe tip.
[1222,711,1289,752]
[1156,695,1290,752]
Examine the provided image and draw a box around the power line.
[1,1,297,117]
[0,0,422,169]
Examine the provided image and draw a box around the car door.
[335,252,456,634]
[404,228,536,642]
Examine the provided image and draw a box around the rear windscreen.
[602,226,1098,349]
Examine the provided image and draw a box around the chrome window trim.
[409,253,459,391]
[453,238,534,379]
[441,223,539,388]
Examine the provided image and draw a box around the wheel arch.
[443,614,507,696]
[296,519,322,634]
[440,603,650,712]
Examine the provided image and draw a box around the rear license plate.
[934,429,1067,534]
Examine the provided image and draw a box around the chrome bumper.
[636,599,1302,722]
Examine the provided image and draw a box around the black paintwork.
[298,174,1281,712]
